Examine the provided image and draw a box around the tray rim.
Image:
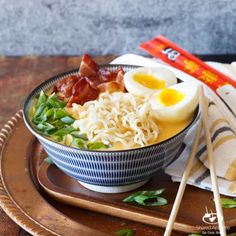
[0,110,57,236]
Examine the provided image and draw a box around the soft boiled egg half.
[124,67,177,96]
[150,82,199,122]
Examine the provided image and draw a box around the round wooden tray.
[0,110,183,236]
[1,111,236,236]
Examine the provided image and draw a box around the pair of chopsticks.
[164,86,226,236]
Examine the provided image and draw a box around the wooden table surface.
[0,55,235,236]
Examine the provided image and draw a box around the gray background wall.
[0,0,235,56]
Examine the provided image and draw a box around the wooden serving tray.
[1,111,236,235]
[37,158,236,233]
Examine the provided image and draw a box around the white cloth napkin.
[111,54,236,197]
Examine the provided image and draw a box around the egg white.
[150,82,199,122]
[124,67,177,96]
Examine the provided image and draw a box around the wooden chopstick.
[164,85,227,236]
[199,85,226,236]
[164,119,202,236]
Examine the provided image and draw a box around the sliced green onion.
[115,228,135,236]
[31,92,109,150]
[36,122,55,132]
[52,120,65,129]
[71,132,88,140]
[36,91,47,107]
[54,108,69,119]
[60,116,75,124]
[33,103,47,118]
[123,189,165,202]
[123,189,167,207]
[134,195,167,206]
[53,126,74,136]
[220,198,236,208]
[45,108,54,120]
[87,142,109,150]
[47,93,65,108]
[123,191,144,203]
[71,137,86,149]
[40,107,50,122]
[52,135,65,142]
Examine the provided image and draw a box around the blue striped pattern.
[23,65,199,187]
[35,129,188,186]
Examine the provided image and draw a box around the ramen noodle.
[72,92,159,148]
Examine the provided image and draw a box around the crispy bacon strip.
[98,67,125,93]
[54,75,79,98]
[79,54,99,77]
[97,81,121,93]
[54,54,125,106]
[67,77,99,107]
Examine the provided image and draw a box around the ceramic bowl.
[23,65,200,193]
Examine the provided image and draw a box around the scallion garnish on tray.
[123,189,167,206]
[220,197,236,208]
[115,228,135,236]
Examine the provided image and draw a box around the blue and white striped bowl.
[23,65,200,193]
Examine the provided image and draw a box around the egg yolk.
[133,73,166,89]
[157,88,185,106]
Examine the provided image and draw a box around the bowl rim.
[23,64,200,153]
